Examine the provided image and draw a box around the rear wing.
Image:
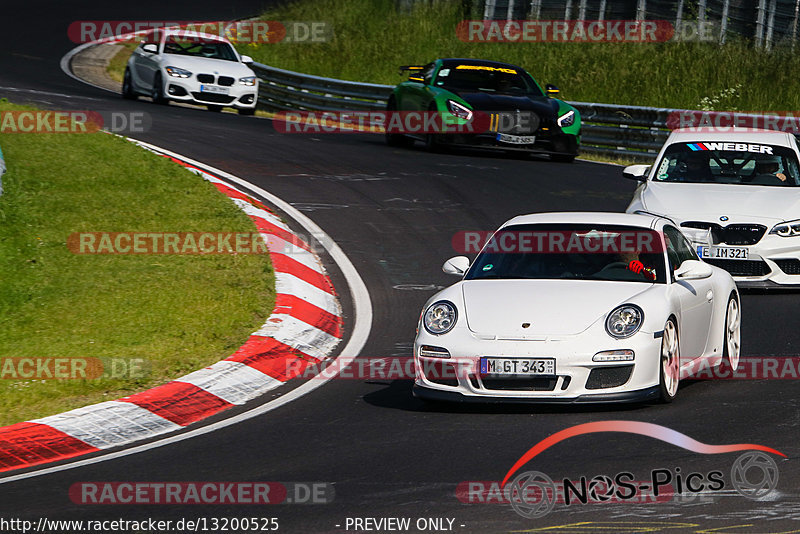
[398,65,425,81]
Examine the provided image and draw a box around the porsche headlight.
[769,220,800,237]
[239,76,257,86]
[423,301,457,335]
[557,109,575,128]
[165,66,192,78]
[605,304,644,339]
[446,100,472,121]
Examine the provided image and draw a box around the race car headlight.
[605,304,644,339]
[165,66,192,78]
[557,110,575,128]
[239,76,257,86]
[423,301,457,335]
[446,100,473,121]
[769,220,800,237]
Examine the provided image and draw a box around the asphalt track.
[2,2,800,532]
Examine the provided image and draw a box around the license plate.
[697,245,749,260]
[479,357,555,376]
[496,133,536,145]
[200,85,229,94]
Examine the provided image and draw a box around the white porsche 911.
[122,29,258,115]
[624,128,800,287]
[413,213,739,404]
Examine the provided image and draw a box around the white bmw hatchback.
[122,29,258,114]
[413,212,739,404]
[625,128,800,287]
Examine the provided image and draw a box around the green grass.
[240,0,800,112]
[0,100,275,426]
[106,42,138,83]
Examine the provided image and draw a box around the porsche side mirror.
[674,259,713,280]
[623,164,650,181]
[240,55,254,64]
[443,256,470,276]
[142,43,158,54]
[545,84,560,96]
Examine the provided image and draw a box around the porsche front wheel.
[659,318,680,403]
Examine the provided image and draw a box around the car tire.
[658,318,680,403]
[385,99,413,148]
[722,294,741,371]
[238,107,256,116]
[122,68,136,100]
[151,73,167,105]
[207,105,223,112]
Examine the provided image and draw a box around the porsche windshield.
[464,224,667,283]
[434,64,542,96]
[163,38,239,62]
[653,141,800,186]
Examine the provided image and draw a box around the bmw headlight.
[165,66,192,78]
[423,301,457,335]
[605,304,644,339]
[769,220,800,237]
[557,109,575,128]
[239,76,257,86]
[446,100,472,121]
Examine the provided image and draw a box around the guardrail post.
[756,0,767,48]
[766,0,777,50]
[529,0,542,20]
[720,0,730,44]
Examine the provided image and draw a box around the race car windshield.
[434,64,543,96]
[464,224,667,283]
[653,142,800,186]
[163,38,239,62]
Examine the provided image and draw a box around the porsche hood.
[461,280,651,337]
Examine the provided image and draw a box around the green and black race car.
[385,58,581,162]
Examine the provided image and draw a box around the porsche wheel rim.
[662,321,679,398]
[726,298,741,370]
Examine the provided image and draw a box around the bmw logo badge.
[720,216,729,222]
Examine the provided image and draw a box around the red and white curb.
[0,141,343,472]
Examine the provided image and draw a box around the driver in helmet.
[754,157,787,183]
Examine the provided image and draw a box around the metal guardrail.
[250,61,766,162]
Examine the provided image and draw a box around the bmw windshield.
[654,141,800,186]
[464,224,667,283]
[434,64,543,96]
[163,37,239,62]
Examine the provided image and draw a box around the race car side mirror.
[623,164,650,181]
[545,84,560,96]
[674,260,713,281]
[443,256,470,276]
[142,43,158,54]
[240,55,254,64]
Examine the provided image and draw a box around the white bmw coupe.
[413,213,739,404]
[625,128,800,287]
[123,29,258,115]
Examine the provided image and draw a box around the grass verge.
[241,0,800,112]
[0,100,275,426]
